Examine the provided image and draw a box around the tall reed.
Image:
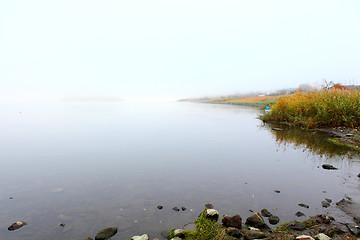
[261,89,360,128]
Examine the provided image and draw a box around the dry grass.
[261,89,360,128]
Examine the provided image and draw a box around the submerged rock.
[274,190,281,193]
[157,205,163,209]
[8,221,27,231]
[95,227,117,240]
[346,224,360,236]
[268,215,280,225]
[181,206,186,211]
[322,164,337,170]
[245,213,269,229]
[205,203,214,209]
[172,207,180,212]
[321,200,330,208]
[295,211,305,217]
[260,208,272,217]
[222,215,242,229]
[298,203,309,208]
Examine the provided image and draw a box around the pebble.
[298,203,309,208]
[157,205,163,209]
[131,234,149,240]
[8,221,27,231]
[295,211,305,217]
[274,190,281,193]
[181,207,187,211]
[321,200,330,208]
[296,235,314,240]
[172,207,180,212]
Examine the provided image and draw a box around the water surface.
[0,102,359,239]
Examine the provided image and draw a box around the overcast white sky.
[1,0,359,102]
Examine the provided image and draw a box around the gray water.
[0,102,359,240]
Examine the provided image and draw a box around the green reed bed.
[261,89,360,128]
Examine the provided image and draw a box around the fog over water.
[0,102,359,239]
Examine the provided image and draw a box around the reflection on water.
[262,123,360,159]
[0,102,359,240]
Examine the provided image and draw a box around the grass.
[207,95,281,109]
[261,89,360,128]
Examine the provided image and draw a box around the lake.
[0,102,359,239]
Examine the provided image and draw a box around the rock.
[272,128,283,131]
[161,230,171,239]
[245,212,270,229]
[314,233,331,240]
[222,215,242,229]
[243,229,266,240]
[205,203,214,209]
[346,224,360,236]
[298,203,309,208]
[131,234,149,240]
[260,209,272,217]
[321,200,330,208]
[83,238,93,240]
[324,198,332,203]
[59,223,65,227]
[95,227,118,240]
[183,223,197,231]
[206,209,219,221]
[316,214,333,224]
[8,221,27,231]
[170,238,182,240]
[296,235,314,240]
[268,215,280,225]
[172,207,180,212]
[288,221,306,231]
[295,211,305,217]
[174,229,185,238]
[322,164,337,170]
[181,207,186,211]
[157,205,163,209]
[358,173,360,178]
[226,227,242,238]
[274,190,281,193]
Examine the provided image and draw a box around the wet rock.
[274,190,281,193]
[206,209,219,221]
[8,221,27,231]
[181,207,186,211]
[346,224,360,236]
[222,215,242,229]
[95,227,117,240]
[131,234,149,240]
[226,227,242,238]
[322,164,337,170]
[358,173,360,178]
[288,221,306,231]
[245,212,270,229]
[321,201,330,208]
[316,214,334,224]
[243,229,266,240]
[295,211,305,217]
[205,203,214,209]
[260,208,272,217]
[157,205,163,209]
[161,229,171,239]
[268,215,280,225]
[324,198,332,203]
[354,217,360,225]
[59,223,65,227]
[296,235,314,240]
[314,233,331,240]
[174,229,185,238]
[172,207,180,212]
[298,203,309,208]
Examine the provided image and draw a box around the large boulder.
[245,213,269,229]
[222,215,242,229]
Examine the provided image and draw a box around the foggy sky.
[1,0,359,102]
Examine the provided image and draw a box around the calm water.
[0,102,359,239]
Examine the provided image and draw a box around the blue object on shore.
[265,106,270,110]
